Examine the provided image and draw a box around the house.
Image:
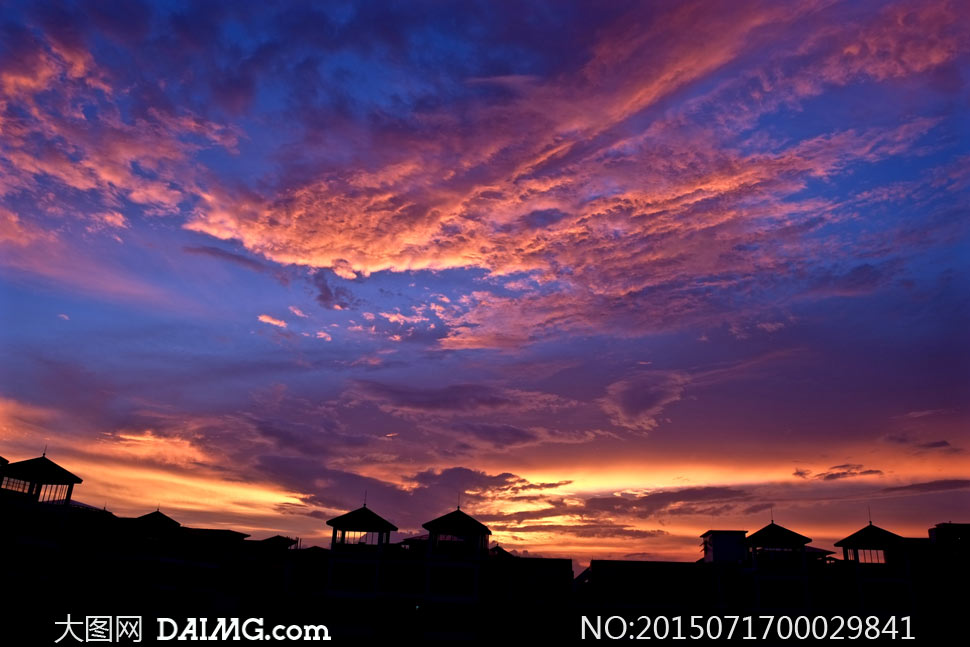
[928,522,970,547]
[422,506,491,557]
[834,522,902,564]
[0,454,82,504]
[326,504,397,549]
[745,521,813,567]
[701,529,747,563]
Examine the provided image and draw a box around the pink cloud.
[257,314,287,328]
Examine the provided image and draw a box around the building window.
[39,483,68,503]
[1,477,30,493]
[855,549,885,564]
[339,530,379,545]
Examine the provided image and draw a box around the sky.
[0,0,968,566]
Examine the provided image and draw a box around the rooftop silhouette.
[3,453,968,642]
[0,454,82,504]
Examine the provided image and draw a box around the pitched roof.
[746,521,811,547]
[422,507,492,536]
[258,534,298,548]
[326,505,397,532]
[2,456,82,484]
[834,523,903,548]
[135,510,181,530]
[489,544,516,559]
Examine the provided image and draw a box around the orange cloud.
[176,2,960,351]
[258,314,287,328]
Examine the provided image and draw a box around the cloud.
[348,380,571,417]
[408,467,570,500]
[454,423,540,448]
[184,246,272,274]
[288,306,308,318]
[806,263,893,298]
[584,486,751,519]
[917,440,953,449]
[312,270,357,310]
[902,409,949,419]
[491,523,668,540]
[756,321,785,333]
[2,0,963,352]
[257,314,287,328]
[882,433,962,453]
[813,464,884,481]
[253,457,573,530]
[599,372,689,432]
[0,211,187,306]
[175,1,963,349]
[881,479,970,495]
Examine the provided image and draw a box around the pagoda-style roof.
[422,507,491,536]
[834,522,903,548]
[746,522,811,547]
[135,510,181,530]
[2,456,82,484]
[326,505,397,532]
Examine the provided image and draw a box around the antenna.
[867,505,872,525]
[43,444,47,457]
[770,506,774,523]
[457,491,461,510]
[363,490,367,507]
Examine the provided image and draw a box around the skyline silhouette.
[2,451,967,642]
[2,451,966,569]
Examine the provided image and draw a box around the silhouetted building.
[929,522,970,547]
[131,509,181,533]
[422,507,491,557]
[258,534,299,550]
[746,521,811,567]
[400,533,429,552]
[324,505,399,597]
[326,504,397,549]
[0,454,82,504]
[701,529,747,563]
[179,527,250,543]
[489,544,516,559]
[835,521,901,564]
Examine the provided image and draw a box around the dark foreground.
[2,498,967,644]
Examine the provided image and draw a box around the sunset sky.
[1,0,968,565]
